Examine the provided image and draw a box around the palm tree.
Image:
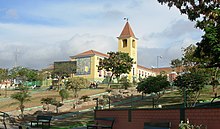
[11,90,30,118]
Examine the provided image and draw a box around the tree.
[182,44,199,68]
[174,68,209,107]
[171,58,183,72]
[59,89,69,103]
[0,68,9,81]
[11,86,30,118]
[209,68,220,96]
[53,61,76,91]
[66,77,89,98]
[0,68,9,97]
[9,66,40,83]
[98,51,134,87]
[136,75,170,103]
[41,97,54,111]
[119,76,131,90]
[158,0,220,67]
[41,97,63,113]
[170,43,219,105]
[50,99,63,113]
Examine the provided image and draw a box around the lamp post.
[157,56,162,74]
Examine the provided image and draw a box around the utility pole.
[157,56,162,75]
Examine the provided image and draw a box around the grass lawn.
[49,86,217,128]
[0,88,106,112]
[1,85,219,128]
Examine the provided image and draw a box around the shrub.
[80,95,90,102]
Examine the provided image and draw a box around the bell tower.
[117,21,138,82]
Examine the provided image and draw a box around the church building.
[69,21,156,83]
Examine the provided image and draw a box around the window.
[123,39,127,48]
[132,40,135,48]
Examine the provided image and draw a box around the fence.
[95,107,219,129]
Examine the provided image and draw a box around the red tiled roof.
[137,65,153,71]
[70,50,108,58]
[118,22,137,39]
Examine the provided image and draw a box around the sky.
[0,0,203,70]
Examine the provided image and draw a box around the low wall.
[95,107,220,129]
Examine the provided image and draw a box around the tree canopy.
[98,51,134,85]
[136,75,170,102]
[174,68,209,107]
[66,77,89,97]
[158,0,220,67]
[9,66,40,82]
[0,68,9,82]
[53,61,76,78]
[11,85,30,117]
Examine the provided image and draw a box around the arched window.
[123,39,127,48]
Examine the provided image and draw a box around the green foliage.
[171,58,182,68]
[119,76,131,90]
[158,0,220,67]
[59,89,69,103]
[80,95,90,102]
[0,68,9,82]
[53,61,76,77]
[136,75,170,102]
[50,99,63,113]
[174,68,209,107]
[11,86,30,117]
[158,0,219,28]
[66,77,89,97]
[98,51,134,86]
[41,97,54,111]
[182,45,199,67]
[194,23,220,67]
[41,97,63,113]
[9,66,40,82]
[41,97,54,104]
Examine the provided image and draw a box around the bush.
[80,95,90,102]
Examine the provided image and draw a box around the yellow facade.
[69,22,156,83]
[70,51,108,82]
[118,37,138,82]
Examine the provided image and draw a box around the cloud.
[62,34,117,56]
[0,0,205,70]
[137,37,199,68]
[0,32,117,69]
[150,20,199,39]
[139,20,203,48]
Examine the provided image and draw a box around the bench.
[144,122,171,129]
[87,117,115,129]
[31,115,52,128]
